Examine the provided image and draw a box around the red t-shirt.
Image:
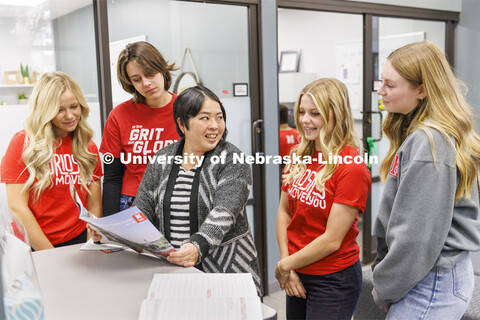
[100,95,180,196]
[279,128,300,158]
[0,130,103,245]
[282,146,371,275]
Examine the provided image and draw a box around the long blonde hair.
[283,78,361,192]
[22,71,97,201]
[380,41,480,201]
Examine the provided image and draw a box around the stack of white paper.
[138,273,262,320]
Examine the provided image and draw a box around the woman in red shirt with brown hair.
[100,41,179,215]
[276,78,371,320]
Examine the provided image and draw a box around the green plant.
[20,63,29,78]
[18,93,27,99]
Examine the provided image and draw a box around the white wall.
[107,0,249,99]
[278,10,363,77]
[53,4,98,102]
[277,10,446,80]
[105,0,252,158]
[0,14,55,104]
[278,9,364,119]
[379,17,445,53]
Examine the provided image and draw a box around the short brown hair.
[279,104,289,124]
[117,41,176,104]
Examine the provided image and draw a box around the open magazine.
[70,184,175,259]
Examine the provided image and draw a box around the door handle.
[362,110,383,142]
[252,119,264,155]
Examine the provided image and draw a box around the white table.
[32,244,276,320]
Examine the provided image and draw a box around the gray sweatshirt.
[372,127,480,307]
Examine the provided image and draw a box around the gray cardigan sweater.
[133,139,262,295]
[372,128,480,307]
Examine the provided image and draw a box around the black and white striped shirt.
[169,166,196,249]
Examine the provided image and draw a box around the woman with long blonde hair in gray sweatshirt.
[372,41,480,319]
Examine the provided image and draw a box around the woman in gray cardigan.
[133,86,262,295]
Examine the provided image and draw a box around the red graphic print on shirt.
[51,154,81,185]
[286,134,295,144]
[100,97,180,196]
[288,168,327,209]
[389,154,400,178]
[282,146,371,275]
[0,130,103,245]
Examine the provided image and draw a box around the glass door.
[105,0,266,292]
[277,8,365,261]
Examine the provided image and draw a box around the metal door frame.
[92,0,268,294]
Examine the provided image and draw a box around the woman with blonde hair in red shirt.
[276,78,371,320]
[1,71,102,250]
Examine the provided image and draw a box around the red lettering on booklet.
[132,212,147,223]
[389,154,399,177]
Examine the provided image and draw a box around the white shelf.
[0,84,35,88]
[0,104,29,108]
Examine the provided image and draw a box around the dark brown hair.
[279,104,289,124]
[117,41,176,105]
[173,86,228,142]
